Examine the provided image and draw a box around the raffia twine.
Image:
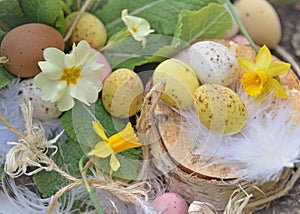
[0,103,152,214]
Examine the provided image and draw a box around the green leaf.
[97,148,142,180]
[60,99,125,143]
[21,0,66,35]
[0,27,6,43]
[33,137,84,198]
[95,0,223,37]
[0,66,13,90]
[175,3,232,42]
[0,164,5,180]
[0,0,25,31]
[103,34,173,70]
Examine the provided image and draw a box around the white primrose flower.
[34,40,104,111]
[121,9,154,47]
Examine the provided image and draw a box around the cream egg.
[187,41,238,86]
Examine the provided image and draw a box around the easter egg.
[102,68,144,118]
[234,0,281,48]
[0,23,64,78]
[153,58,199,109]
[66,12,107,49]
[187,41,238,86]
[152,192,188,214]
[194,84,247,134]
[18,79,62,121]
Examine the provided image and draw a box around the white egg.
[18,79,62,121]
[187,41,238,86]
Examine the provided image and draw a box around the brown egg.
[0,23,65,78]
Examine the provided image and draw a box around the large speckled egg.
[102,68,144,118]
[153,58,199,109]
[0,23,64,78]
[234,0,281,48]
[152,193,188,214]
[187,41,238,86]
[66,12,107,49]
[18,79,62,121]
[194,84,247,134]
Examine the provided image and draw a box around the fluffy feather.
[177,88,300,184]
[218,104,300,184]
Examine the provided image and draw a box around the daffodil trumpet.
[88,121,142,175]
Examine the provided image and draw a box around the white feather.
[177,87,300,184]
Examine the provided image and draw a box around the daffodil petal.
[88,141,111,158]
[267,61,290,78]
[255,45,272,71]
[38,61,62,80]
[265,78,288,98]
[57,88,75,111]
[238,57,257,72]
[110,153,121,172]
[43,48,65,69]
[92,121,108,141]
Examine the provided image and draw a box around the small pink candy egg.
[232,34,250,45]
[94,50,111,83]
[152,192,188,214]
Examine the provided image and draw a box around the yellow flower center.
[60,66,81,86]
[132,27,138,33]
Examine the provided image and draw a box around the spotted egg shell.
[153,58,199,109]
[0,23,64,78]
[18,79,62,121]
[102,68,144,118]
[66,12,107,49]
[187,41,238,86]
[152,193,188,214]
[194,84,247,134]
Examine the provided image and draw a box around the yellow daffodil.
[34,40,104,111]
[239,45,290,99]
[121,9,154,47]
[88,121,142,174]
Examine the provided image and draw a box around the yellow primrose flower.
[121,9,154,47]
[88,121,142,174]
[239,45,290,99]
[34,40,104,111]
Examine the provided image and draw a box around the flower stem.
[79,156,103,214]
[224,0,259,53]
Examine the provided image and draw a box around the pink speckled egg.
[152,193,188,214]
[94,50,111,83]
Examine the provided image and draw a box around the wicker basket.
[137,40,300,213]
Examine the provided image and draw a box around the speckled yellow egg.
[102,68,144,118]
[66,12,107,49]
[0,23,64,78]
[153,58,199,109]
[194,84,247,134]
[234,0,281,48]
